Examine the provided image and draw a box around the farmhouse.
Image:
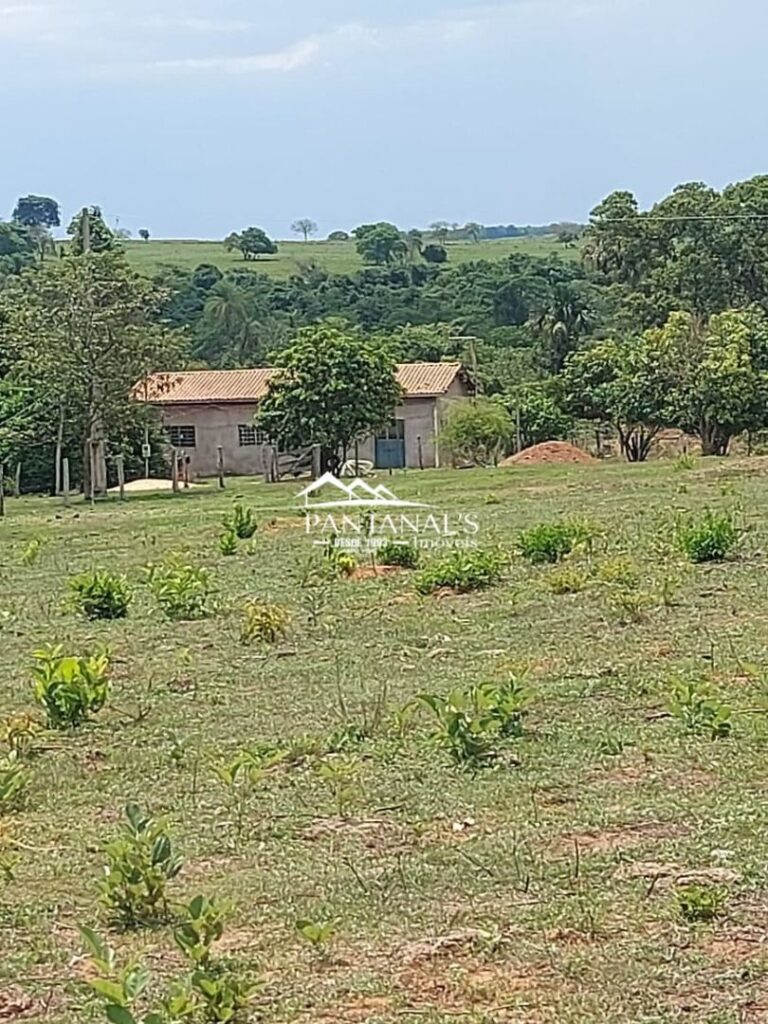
[138,362,472,477]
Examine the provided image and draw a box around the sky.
[1,0,767,238]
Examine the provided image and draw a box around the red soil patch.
[555,820,687,855]
[349,565,404,582]
[500,441,597,466]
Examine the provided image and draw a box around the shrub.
[377,540,420,569]
[174,894,227,967]
[596,557,640,588]
[69,570,132,620]
[518,521,593,564]
[224,503,258,540]
[417,675,533,768]
[218,529,238,556]
[667,677,732,739]
[100,803,183,927]
[676,884,728,922]
[240,600,290,645]
[414,548,507,594]
[547,566,590,594]
[146,555,216,620]
[676,509,738,563]
[31,645,111,729]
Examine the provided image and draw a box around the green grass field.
[2,458,767,1023]
[121,236,579,279]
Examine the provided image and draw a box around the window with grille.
[239,424,267,446]
[167,425,196,448]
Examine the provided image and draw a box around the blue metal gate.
[375,420,406,468]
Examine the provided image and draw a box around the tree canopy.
[12,195,60,228]
[225,227,278,260]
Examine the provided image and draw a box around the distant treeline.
[480,222,584,240]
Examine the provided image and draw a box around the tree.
[464,222,482,244]
[139,229,151,242]
[224,227,277,261]
[0,251,181,494]
[646,309,768,455]
[422,244,448,265]
[430,221,451,245]
[405,229,423,263]
[198,280,263,366]
[531,281,593,373]
[353,223,406,266]
[328,230,349,241]
[67,207,116,255]
[440,399,513,466]
[0,223,36,281]
[12,195,60,228]
[256,320,402,471]
[561,335,670,462]
[506,382,573,449]
[291,219,318,242]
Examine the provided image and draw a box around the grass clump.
[414,548,507,594]
[676,509,738,563]
[0,758,31,814]
[377,540,420,569]
[69,569,132,620]
[32,645,111,729]
[676,884,728,922]
[240,600,290,646]
[667,677,732,739]
[546,565,590,594]
[518,520,593,564]
[146,554,216,620]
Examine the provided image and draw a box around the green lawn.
[121,236,579,279]
[2,458,767,1023]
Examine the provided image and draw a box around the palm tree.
[201,281,262,366]
[534,283,593,374]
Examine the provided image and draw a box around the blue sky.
[1,0,766,238]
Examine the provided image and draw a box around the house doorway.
[375,419,406,469]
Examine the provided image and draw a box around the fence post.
[13,463,21,497]
[217,446,225,489]
[62,458,70,506]
[0,464,5,518]
[116,455,125,501]
[171,449,179,493]
[417,435,424,471]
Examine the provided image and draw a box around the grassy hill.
[121,235,581,278]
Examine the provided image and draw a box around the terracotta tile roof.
[139,362,464,404]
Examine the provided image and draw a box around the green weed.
[676,509,739,563]
[377,539,420,569]
[239,600,290,646]
[676,883,728,922]
[223,503,258,539]
[667,677,732,739]
[218,530,238,556]
[146,555,216,620]
[518,520,593,564]
[69,570,132,620]
[31,645,111,729]
[414,548,507,594]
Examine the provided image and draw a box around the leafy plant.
[667,677,732,739]
[213,747,283,842]
[414,548,507,594]
[674,453,698,472]
[31,645,111,729]
[295,917,340,953]
[417,676,533,768]
[316,755,361,816]
[239,600,290,646]
[596,557,640,587]
[100,804,184,927]
[377,540,420,569]
[223,503,258,539]
[0,756,31,814]
[146,555,216,621]
[676,509,738,563]
[323,542,357,577]
[606,587,657,625]
[174,894,227,967]
[218,530,238,557]
[20,536,45,567]
[69,570,132,620]
[676,883,728,922]
[190,970,257,1023]
[517,520,593,564]
[0,713,41,758]
[79,926,163,1024]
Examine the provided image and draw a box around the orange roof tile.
[139,362,464,404]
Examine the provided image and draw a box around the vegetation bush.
[440,398,513,466]
[417,675,533,768]
[218,529,238,556]
[676,509,738,562]
[31,645,111,729]
[240,600,290,645]
[146,555,216,620]
[676,884,728,922]
[69,570,132,620]
[546,566,590,594]
[100,803,183,927]
[224,503,258,539]
[518,520,593,564]
[414,548,507,594]
[666,677,732,738]
[0,757,31,814]
[377,540,420,569]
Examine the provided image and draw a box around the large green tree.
[256,321,402,471]
[224,227,278,261]
[0,251,181,493]
[12,194,60,228]
[440,398,512,466]
[354,223,406,265]
[68,207,116,255]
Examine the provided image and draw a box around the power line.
[600,213,768,223]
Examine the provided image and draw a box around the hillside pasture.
[1,459,767,1023]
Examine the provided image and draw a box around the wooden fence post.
[13,463,21,497]
[217,446,225,489]
[417,435,424,471]
[0,464,5,518]
[171,449,179,493]
[62,458,70,506]
[116,455,125,501]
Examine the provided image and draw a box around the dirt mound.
[501,441,596,466]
